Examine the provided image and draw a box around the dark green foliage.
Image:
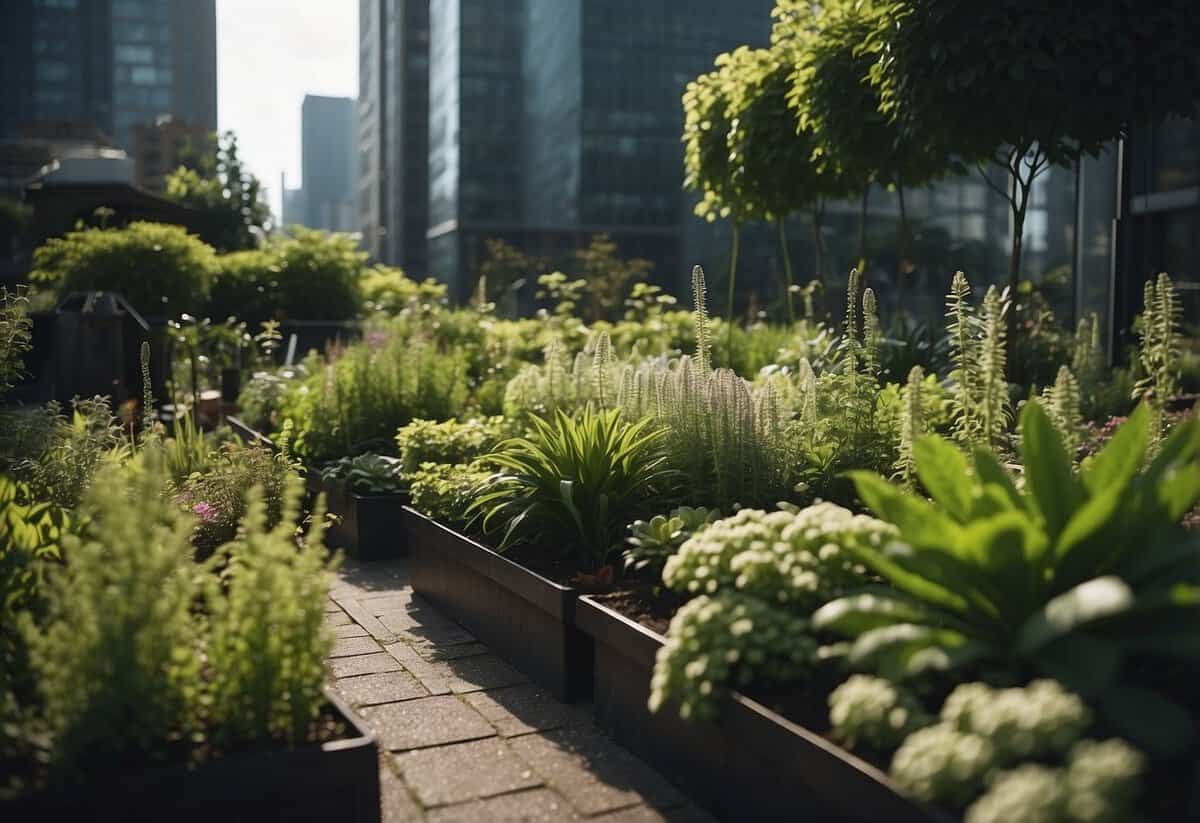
[395,417,510,475]
[0,286,33,399]
[467,408,677,568]
[624,506,718,577]
[30,222,215,315]
[321,453,405,496]
[164,131,270,253]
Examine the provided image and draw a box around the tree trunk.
[896,184,909,271]
[1003,145,1045,386]
[777,217,795,323]
[726,221,741,360]
[811,202,826,312]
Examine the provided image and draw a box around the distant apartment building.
[301,94,358,233]
[280,172,307,229]
[358,0,430,274]
[131,114,210,192]
[0,0,217,158]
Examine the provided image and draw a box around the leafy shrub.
[827,675,929,751]
[25,455,203,769]
[30,222,215,314]
[361,264,447,314]
[814,401,1200,755]
[321,453,405,496]
[407,461,491,529]
[468,408,677,568]
[236,365,303,433]
[0,286,33,398]
[395,416,510,475]
[204,479,332,744]
[624,506,718,576]
[207,228,365,323]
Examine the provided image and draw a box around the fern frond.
[1042,365,1083,458]
[978,285,1010,451]
[893,365,924,487]
[692,265,712,372]
[946,271,980,446]
[862,287,881,377]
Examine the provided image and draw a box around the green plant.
[827,674,929,751]
[0,286,33,398]
[395,416,509,475]
[204,478,333,744]
[624,506,718,576]
[10,397,126,509]
[361,265,447,314]
[321,453,405,496]
[24,454,203,770]
[164,130,269,253]
[814,401,1200,755]
[1042,366,1084,457]
[1134,272,1182,446]
[30,222,215,314]
[893,365,924,486]
[162,410,215,486]
[407,461,492,529]
[945,273,1011,451]
[467,408,676,568]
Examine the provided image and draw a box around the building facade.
[131,114,211,192]
[0,0,216,153]
[301,94,358,232]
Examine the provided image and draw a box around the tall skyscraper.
[301,95,358,232]
[0,0,217,151]
[359,0,430,274]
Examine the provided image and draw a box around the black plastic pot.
[403,506,592,701]
[577,595,945,823]
[2,689,381,822]
[323,477,408,560]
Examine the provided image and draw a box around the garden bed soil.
[1,688,380,822]
[403,506,592,701]
[577,592,946,823]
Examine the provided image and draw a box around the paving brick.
[334,623,370,639]
[385,642,452,695]
[379,754,424,822]
[333,594,396,642]
[324,600,344,613]
[336,670,428,707]
[362,592,416,615]
[594,804,717,823]
[325,611,353,627]
[364,695,495,751]
[463,684,590,738]
[425,788,577,823]
[510,728,683,816]
[328,651,403,679]
[329,636,385,658]
[412,641,490,662]
[396,738,542,807]
[439,654,528,694]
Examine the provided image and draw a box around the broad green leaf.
[1053,484,1125,587]
[1033,633,1122,698]
[972,447,1024,512]
[811,591,954,638]
[847,623,971,681]
[848,471,961,548]
[958,511,1044,623]
[1019,401,1086,539]
[1100,686,1194,758]
[1082,404,1148,495]
[838,540,971,615]
[912,435,974,522]
[1017,576,1135,653]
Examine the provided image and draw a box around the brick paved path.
[326,560,714,822]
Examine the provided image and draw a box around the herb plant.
[321,453,405,496]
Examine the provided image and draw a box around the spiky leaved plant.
[861,287,882,378]
[946,271,980,445]
[1041,365,1083,458]
[841,268,862,376]
[977,285,1011,451]
[692,265,712,371]
[893,365,925,487]
[1134,272,1181,448]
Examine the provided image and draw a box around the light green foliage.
[361,265,447,314]
[889,722,997,807]
[977,286,1011,450]
[503,337,586,421]
[467,408,677,567]
[395,417,509,475]
[946,271,978,443]
[321,453,405,496]
[624,506,718,576]
[204,479,333,745]
[893,365,924,486]
[282,336,468,461]
[0,286,32,398]
[662,504,888,608]
[208,228,365,324]
[535,271,587,319]
[407,461,491,529]
[1041,366,1083,457]
[963,740,1144,823]
[1134,273,1182,445]
[827,674,930,751]
[163,410,215,485]
[30,222,215,313]
[236,365,302,433]
[941,680,1091,762]
[815,401,1200,755]
[164,130,269,253]
[25,455,203,768]
[649,593,815,721]
[570,234,654,324]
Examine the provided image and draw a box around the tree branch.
[975,161,1013,204]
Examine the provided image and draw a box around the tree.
[571,234,653,324]
[869,0,1200,360]
[786,0,952,269]
[476,238,546,314]
[165,131,271,252]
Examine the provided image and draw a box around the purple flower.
[192,502,218,523]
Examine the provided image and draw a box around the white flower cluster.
[661,503,893,611]
[890,721,997,807]
[941,679,1092,762]
[827,674,931,751]
[964,739,1144,823]
[648,593,815,721]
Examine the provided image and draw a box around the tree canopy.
[165,131,271,253]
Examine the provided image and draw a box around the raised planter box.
[225,414,275,449]
[577,595,946,823]
[403,506,592,701]
[2,688,381,822]
[322,476,408,561]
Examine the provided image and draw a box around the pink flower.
[192,502,218,523]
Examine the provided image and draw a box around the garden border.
[403,506,592,701]
[321,476,409,560]
[576,594,947,823]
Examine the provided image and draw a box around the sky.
[216,0,358,220]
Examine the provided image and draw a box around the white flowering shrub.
[941,680,1092,762]
[661,503,893,610]
[827,675,931,751]
[649,593,814,720]
[889,722,997,807]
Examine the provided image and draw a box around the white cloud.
[216,0,358,219]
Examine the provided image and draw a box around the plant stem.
[777,217,795,323]
[726,221,740,361]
